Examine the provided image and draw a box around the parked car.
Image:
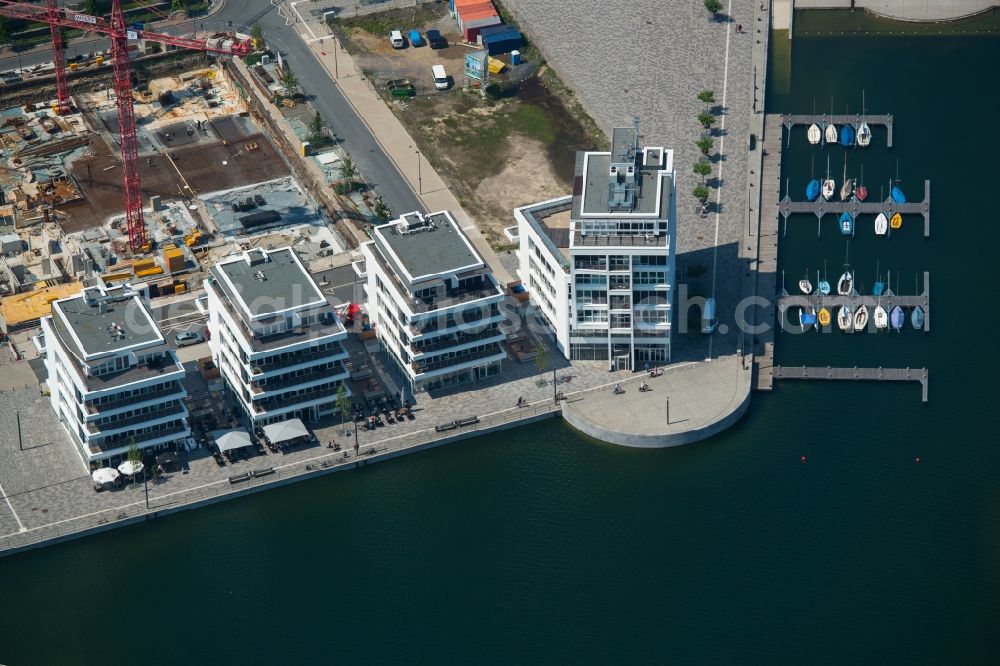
[425,29,447,49]
[431,64,449,90]
[174,331,205,347]
[408,29,424,47]
[389,30,404,48]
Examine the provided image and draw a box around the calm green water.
[3,32,1000,666]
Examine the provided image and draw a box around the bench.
[228,473,251,484]
[435,421,458,433]
[456,416,480,427]
[252,467,275,478]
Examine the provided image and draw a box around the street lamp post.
[415,149,422,195]
[143,467,150,509]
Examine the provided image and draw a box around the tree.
[693,161,712,179]
[535,342,549,376]
[693,185,710,202]
[696,135,713,156]
[279,64,298,95]
[335,383,351,437]
[127,439,142,485]
[171,0,187,11]
[308,111,326,143]
[704,0,723,14]
[698,111,716,128]
[83,0,100,16]
[0,18,10,47]
[372,196,391,222]
[338,155,357,182]
[697,89,716,104]
[250,23,265,50]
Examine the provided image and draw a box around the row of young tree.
[692,89,717,206]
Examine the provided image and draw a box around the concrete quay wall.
[792,0,998,21]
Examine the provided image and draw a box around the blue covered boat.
[839,211,854,235]
[890,306,905,331]
[873,280,885,297]
[891,185,906,203]
[911,306,925,330]
[806,179,821,202]
[799,307,818,331]
[840,124,855,147]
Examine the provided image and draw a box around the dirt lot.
[65,124,289,233]
[334,5,607,246]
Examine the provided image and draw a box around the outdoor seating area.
[351,393,414,431]
[257,418,317,453]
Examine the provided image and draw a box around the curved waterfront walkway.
[792,0,998,22]
[561,355,752,448]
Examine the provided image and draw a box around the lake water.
[1,24,998,666]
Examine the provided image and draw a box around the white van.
[431,64,449,90]
[389,30,404,49]
[701,297,717,334]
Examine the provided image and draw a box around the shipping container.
[480,24,523,55]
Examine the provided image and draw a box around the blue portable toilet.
[510,49,521,65]
[479,24,523,56]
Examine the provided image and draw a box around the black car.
[426,29,447,49]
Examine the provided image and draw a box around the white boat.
[807,124,821,144]
[837,305,853,332]
[875,212,888,236]
[840,178,853,201]
[824,123,837,144]
[857,121,872,147]
[873,304,888,330]
[854,304,869,331]
[837,271,853,295]
[799,276,813,294]
[822,179,835,201]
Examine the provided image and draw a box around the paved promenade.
[794,0,998,21]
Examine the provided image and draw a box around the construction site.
[0,45,353,340]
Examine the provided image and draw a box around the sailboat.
[890,305,905,331]
[799,306,818,332]
[840,178,853,201]
[874,304,888,330]
[911,305,925,330]
[873,277,885,297]
[799,272,813,294]
[857,91,872,147]
[891,183,906,203]
[806,179,821,202]
[890,212,902,229]
[837,305,853,332]
[822,155,835,200]
[818,307,831,327]
[854,304,869,331]
[818,263,831,295]
[875,212,888,235]
[837,270,853,295]
[856,164,868,201]
[840,124,855,147]
[807,123,821,145]
[839,211,854,236]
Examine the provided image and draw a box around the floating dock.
[773,365,928,402]
[780,180,931,238]
[778,272,930,332]
[782,113,894,148]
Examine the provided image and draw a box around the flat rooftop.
[211,247,325,320]
[52,288,161,358]
[372,211,484,284]
[516,197,573,269]
[575,152,671,218]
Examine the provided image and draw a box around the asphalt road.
[1,1,423,218]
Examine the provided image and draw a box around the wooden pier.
[753,114,784,391]
[782,113,894,148]
[773,365,928,402]
[778,272,930,332]
[780,180,931,238]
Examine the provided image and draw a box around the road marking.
[708,0,735,360]
[290,0,318,41]
[0,482,26,533]
[306,33,334,44]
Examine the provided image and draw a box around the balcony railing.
[411,344,504,375]
[411,326,502,355]
[93,422,188,454]
[250,364,345,394]
[409,305,501,337]
[247,342,347,375]
[84,383,185,415]
[86,403,186,435]
[252,384,340,415]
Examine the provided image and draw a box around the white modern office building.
[358,210,507,394]
[515,123,675,370]
[205,247,350,425]
[41,283,190,466]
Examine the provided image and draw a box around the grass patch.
[333,3,448,36]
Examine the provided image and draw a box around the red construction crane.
[0,0,250,251]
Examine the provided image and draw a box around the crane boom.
[0,0,250,251]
